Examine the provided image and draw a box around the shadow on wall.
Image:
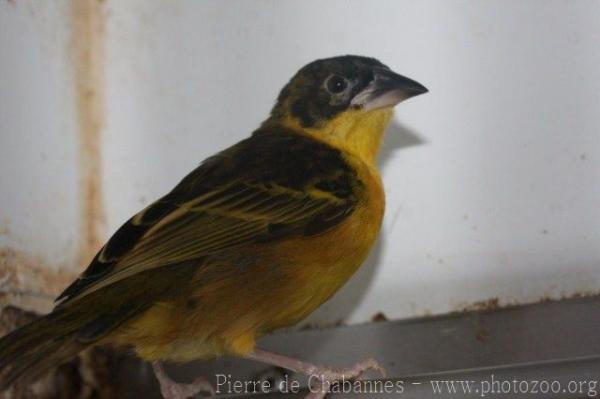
[299,119,427,329]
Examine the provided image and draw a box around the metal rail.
[120,295,600,398]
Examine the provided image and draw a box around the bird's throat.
[281,108,394,166]
[264,108,393,166]
[312,108,393,165]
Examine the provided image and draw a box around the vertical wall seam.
[71,0,106,268]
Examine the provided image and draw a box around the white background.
[1,0,599,325]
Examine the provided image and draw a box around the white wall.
[0,1,80,271]
[2,0,599,324]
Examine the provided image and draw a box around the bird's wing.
[56,131,360,305]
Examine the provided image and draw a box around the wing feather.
[56,131,360,305]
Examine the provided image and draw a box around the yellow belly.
[110,160,384,363]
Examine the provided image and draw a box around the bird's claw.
[306,358,387,399]
[152,362,214,399]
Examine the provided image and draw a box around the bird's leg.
[151,361,215,399]
[246,348,386,399]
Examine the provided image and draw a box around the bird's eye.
[325,75,348,94]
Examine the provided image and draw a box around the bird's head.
[263,55,428,163]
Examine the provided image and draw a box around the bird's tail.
[0,307,92,390]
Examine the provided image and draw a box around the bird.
[0,55,427,399]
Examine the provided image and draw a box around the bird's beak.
[351,68,428,111]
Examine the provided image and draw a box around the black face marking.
[269,55,387,128]
[325,75,348,94]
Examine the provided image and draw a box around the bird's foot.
[305,358,386,399]
[246,349,386,399]
[152,361,215,399]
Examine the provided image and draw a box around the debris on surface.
[370,312,389,323]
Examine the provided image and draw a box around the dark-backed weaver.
[0,55,427,399]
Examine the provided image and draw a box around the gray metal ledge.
[119,295,600,398]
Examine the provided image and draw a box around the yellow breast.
[111,110,391,363]
[266,155,385,324]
